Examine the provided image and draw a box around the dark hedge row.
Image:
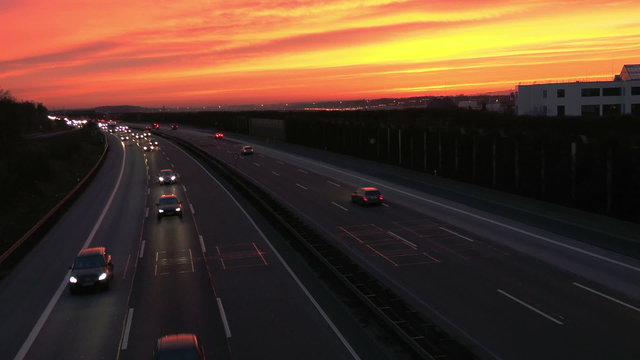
[118,109,640,222]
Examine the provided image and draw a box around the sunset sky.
[1,0,640,108]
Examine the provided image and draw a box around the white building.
[516,64,640,116]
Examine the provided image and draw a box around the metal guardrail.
[155,131,477,360]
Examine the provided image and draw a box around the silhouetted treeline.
[118,109,640,222]
[0,90,54,150]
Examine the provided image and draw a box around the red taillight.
[363,197,368,201]
[379,195,384,200]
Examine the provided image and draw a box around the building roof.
[620,64,640,81]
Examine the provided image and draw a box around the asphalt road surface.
[153,126,640,360]
[0,133,394,360]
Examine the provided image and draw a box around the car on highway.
[153,123,160,129]
[241,145,254,155]
[214,132,224,139]
[158,169,177,184]
[351,187,384,205]
[154,333,205,360]
[171,124,179,130]
[120,135,129,141]
[142,143,156,151]
[68,247,114,293]
[157,194,183,219]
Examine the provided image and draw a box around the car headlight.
[98,273,108,281]
[69,276,78,284]
[175,207,181,211]
[158,209,164,213]
[159,177,164,181]
[170,176,176,180]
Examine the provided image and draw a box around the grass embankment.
[0,127,105,276]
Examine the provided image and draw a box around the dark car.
[142,143,156,151]
[171,124,179,130]
[214,132,224,139]
[351,187,384,205]
[154,334,205,360]
[241,145,254,155]
[157,194,183,219]
[68,247,114,293]
[153,123,160,129]
[158,169,177,184]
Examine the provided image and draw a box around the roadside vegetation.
[0,90,105,276]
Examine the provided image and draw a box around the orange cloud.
[1,0,639,108]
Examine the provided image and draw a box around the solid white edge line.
[183,185,187,192]
[140,240,146,259]
[199,235,206,253]
[331,201,349,211]
[497,289,563,325]
[573,282,640,312]
[172,144,361,360]
[120,308,135,350]
[14,139,127,360]
[439,227,475,242]
[216,298,232,338]
[189,203,195,214]
[278,152,640,273]
[145,207,149,218]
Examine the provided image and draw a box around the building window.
[602,104,621,116]
[602,87,622,96]
[581,88,600,97]
[632,104,640,115]
[557,89,565,98]
[581,105,600,116]
[557,105,565,116]
[632,87,640,95]
[542,89,547,98]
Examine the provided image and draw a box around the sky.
[1,0,640,109]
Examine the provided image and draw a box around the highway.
[0,132,393,359]
[153,125,640,360]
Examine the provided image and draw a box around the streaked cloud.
[1,0,639,107]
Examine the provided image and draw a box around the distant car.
[145,125,152,130]
[154,334,205,360]
[157,194,183,219]
[153,123,160,129]
[171,124,179,130]
[351,187,384,205]
[149,139,159,146]
[142,143,156,151]
[241,145,254,155]
[214,132,224,139]
[68,247,114,293]
[158,169,177,184]
[120,135,129,141]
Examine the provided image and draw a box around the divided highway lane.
[159,127,640,360]
[120,137,389,359]
[0,135,147,360]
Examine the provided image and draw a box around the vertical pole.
[514,140,520,190]
[540,142,546,199]
[492,137,497,187]
[398,129,402,165]
[571,142,576,200]
[606,147,612,213]
[423,131,427,172]
[472,135,476,183]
